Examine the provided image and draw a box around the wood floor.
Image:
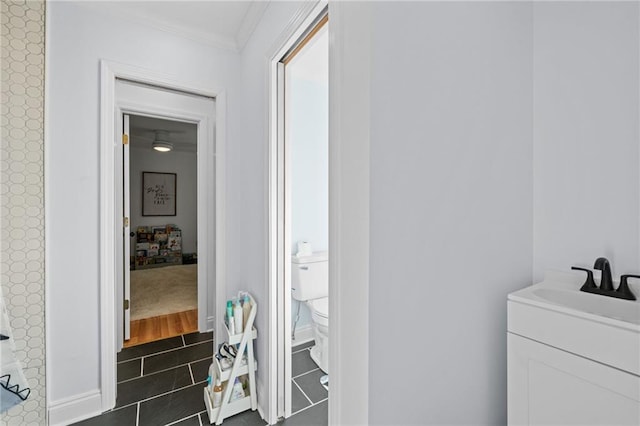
[124,309,198,348]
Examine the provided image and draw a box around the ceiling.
[77,1,270,51]
[129,115,197,153]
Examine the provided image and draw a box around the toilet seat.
[308,297,329,328]
[309,297,328,318]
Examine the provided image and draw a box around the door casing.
[115,80,215,347]
[99,61,227,411]
[266,1,328,422]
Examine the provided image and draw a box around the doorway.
[124,115,199,346]
[114,79,217,348]
[100,61,226,411]
[270,8,329,421]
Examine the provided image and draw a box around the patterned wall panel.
[0,0,46,424]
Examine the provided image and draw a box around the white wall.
[356,1,640,424]
[47,1,239,415]
[227,0,305,414]
[290,75,329,330]
[130,146,198,254]
[532,2,640,281]
[368,3,533,424]
[290,78,329,256]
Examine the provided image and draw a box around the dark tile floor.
[74,334,327,426]
[290,341,328,417]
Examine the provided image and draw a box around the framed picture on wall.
[142,172,177,216]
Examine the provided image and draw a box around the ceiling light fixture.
[152,130,173,152]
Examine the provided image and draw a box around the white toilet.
[291,251,329,373]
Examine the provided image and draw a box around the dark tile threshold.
[118,336,184,362]
[144,341,212,374]
[184,330,213,345]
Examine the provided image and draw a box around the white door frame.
[266,1,327,422]
[267,3,373,424]
[99,60,227,411]
[122,114,131,341]
[114,82,214,345]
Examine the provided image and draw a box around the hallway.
[75,334,327,425]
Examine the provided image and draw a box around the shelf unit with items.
[133,224,182,270]
[204,293,257,425]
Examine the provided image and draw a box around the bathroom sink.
[508,270,640,376]
[508,271,640,425]
[531,287,640,326]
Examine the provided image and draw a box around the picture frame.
[142,172,176,216]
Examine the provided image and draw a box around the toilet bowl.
[291,252,329,374]
[307,297,328,373]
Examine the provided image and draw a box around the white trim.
[236,1,270,51]
[113,95,213,340]
[100,60,226,412]
[328,2,371,424]
[266,1,327,424]
[291,324,314,346]
[256,381,269,425]
[48,389,103,426]
[77,2,237,52]
[99,60,118,411]
[77,2,268,52]
[44,3,52,424]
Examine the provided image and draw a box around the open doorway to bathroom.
[125,115,199,347]
[269,7,329,422]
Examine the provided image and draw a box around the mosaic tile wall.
[0,0,46,424]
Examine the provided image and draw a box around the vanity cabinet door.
[508,333,640,426]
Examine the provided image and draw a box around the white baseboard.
[256,379,271,425]
[292,324,314,347]
[48,389,102,426]
[257,401,268,425]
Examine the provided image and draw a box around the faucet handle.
[572,267,597,291]
[617,275,639,301]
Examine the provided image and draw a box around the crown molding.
[236,1,270,51]
[76,2,263,52]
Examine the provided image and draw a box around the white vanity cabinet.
[508,333,639,425]
[507,271,640,426]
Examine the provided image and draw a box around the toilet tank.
[291,251,328,301]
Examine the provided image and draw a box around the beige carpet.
[131,264,197,320]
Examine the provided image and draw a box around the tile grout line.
[140,357,144,378]
[117,338,214,364]
[292,367,320,379]
[292,378,314,406]
[135,401,140,426]
[110,379,209,413]
[291,345,313,355]
[118,356,212,384]
[182,334,187,347]
[291,396,328,416]
[188,363,195,385]
[165,412,200,426]
[198,411,204,426]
